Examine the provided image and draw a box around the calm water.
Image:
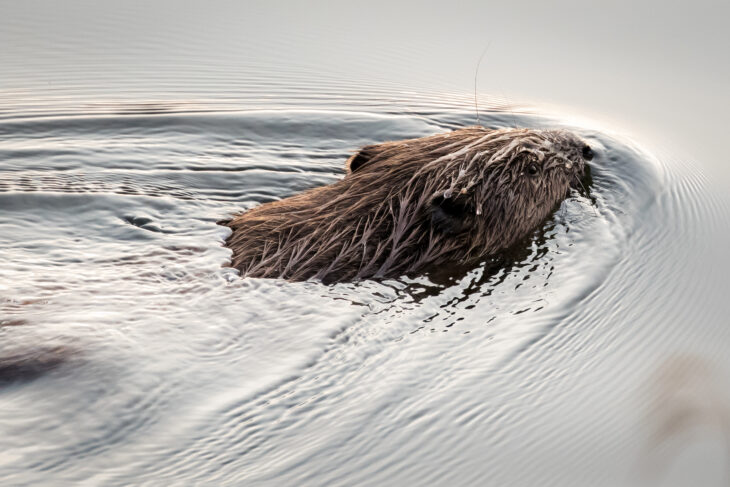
[2,2,729,486]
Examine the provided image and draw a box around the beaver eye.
[526,163,539,176]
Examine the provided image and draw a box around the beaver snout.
[582,144,594,161]
[564,142,591,177]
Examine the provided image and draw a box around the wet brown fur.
[220,126,590,283]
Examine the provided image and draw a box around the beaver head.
[222,126,592,283]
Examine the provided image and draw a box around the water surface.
[2,2,729,486]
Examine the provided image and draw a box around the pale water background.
[1,1,729,486]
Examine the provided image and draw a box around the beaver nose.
[582,144,594,161]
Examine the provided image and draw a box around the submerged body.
[221,126,592,283]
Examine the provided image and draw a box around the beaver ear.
[430,195,470,235]
[346,145,380,174]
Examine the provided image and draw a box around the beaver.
[219,126,593,283]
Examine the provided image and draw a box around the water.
[2,1,729,486]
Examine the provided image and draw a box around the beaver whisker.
[575,179,599,218]
[473,43,491,127]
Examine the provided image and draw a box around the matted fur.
[220,126,590,283]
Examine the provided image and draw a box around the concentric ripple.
[1,95,728,487]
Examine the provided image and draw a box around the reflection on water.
[641,355,730,486]
[2,1,729,486]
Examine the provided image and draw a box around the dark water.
[2,2,730,486]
